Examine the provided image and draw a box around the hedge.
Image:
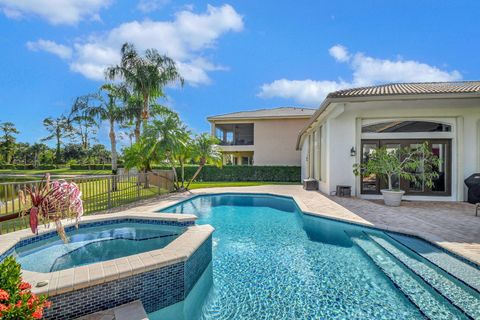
[69,164,123,170]
[152,165,301,182]
[0,164,60,170]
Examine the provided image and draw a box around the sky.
[0,0,479,147]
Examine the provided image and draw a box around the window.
[362,121,451,133]
[360,139,451,196]
[314,129,321,181]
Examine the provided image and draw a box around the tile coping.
[0,211,214,297]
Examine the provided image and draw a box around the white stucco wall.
[301,97,480,201]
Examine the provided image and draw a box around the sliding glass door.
[360,139,451,196]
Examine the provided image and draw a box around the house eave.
[296,92,480,150]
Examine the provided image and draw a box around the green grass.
[187,181,300,189]
[0,176,169,234]
[0,168,111,176]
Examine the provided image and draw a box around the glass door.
[360,139,451,196]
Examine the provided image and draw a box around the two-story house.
[208,107,315,166]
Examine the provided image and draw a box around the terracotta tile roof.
[328,81,480,98]
[208,107,316,120]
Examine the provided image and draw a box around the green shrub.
[69,163,124,170]
[152,165,301,182]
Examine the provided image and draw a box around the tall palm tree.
[81,84,128,176]
[186,134,222,189]
[42,116,73,163]
[106,42,184,131]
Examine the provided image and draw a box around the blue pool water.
[15,222,184,272]
[152,194,480,320]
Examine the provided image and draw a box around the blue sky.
[0,0,479,146]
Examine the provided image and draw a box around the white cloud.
[137,0,170,13]
[329,44,350,62]
[259,79,350,105]
[351,53,462,86]
[28,4,243,85]
[259,45,462,106]
[0,0,111,25]
[26,39,73,59]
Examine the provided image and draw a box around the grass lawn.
[0,176,169,234]
[0,168,111,176]
[187,181,300,189]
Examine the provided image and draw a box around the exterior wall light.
[350,147,356,157]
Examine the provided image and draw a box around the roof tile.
[328,81,480,98]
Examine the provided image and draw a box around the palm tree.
[142,112,190,190]
[0,122,19,164]
[106,43,184,131]
[79,84,128,176]
[124,92,173,143]
[186,134,222,189]
[42,116,73,163]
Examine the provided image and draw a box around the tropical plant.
[19,174,84,243]
[0,122,19,164]
[353,142,441,191]
[186,134,222,189]
[124,92,172,143]
[0,257,51,319]
[145,114,191,189]
[41,115,74,163]
[12,142,31,165]
[123,137,157,174]
[106,42,184,131]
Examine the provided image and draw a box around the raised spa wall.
[0,212,214,320]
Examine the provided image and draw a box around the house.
[208,107,315,165]
[297,81,480,201]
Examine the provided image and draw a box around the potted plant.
[353,142,440,206]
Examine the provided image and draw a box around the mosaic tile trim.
[43,232,212,320]
[185,235,212,295]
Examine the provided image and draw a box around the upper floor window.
[362,121,451,133]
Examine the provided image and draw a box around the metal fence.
[0,171,175,234]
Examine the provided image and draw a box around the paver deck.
[119,185,480,265]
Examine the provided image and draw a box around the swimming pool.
[153,193,480,320]
[14,221,184,272]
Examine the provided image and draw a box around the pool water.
[14,222,184,273]
[152,194,480,320]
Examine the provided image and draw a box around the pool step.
[388,233,480,292]
[367,233,480,319]
[348,232,468,320]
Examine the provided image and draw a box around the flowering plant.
[19,173,84,243]
[0,257,51,319]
